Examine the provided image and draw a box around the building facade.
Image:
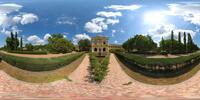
[91,36,109,56]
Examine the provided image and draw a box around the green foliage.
[20,37,23,50]
[160,50,168,55]
[1,52,84,71]
[115,51,200,77]
[47,34,74,53]
[183,32,187,52]
[89,53,109,82]
[25,43,34,51]
[78,39,91,51]
[160,32,198,54]
[6,32,19,51]
[115,52,200,67]
[187,33,199,53]
[8,50,47,55]
[122,35,157,53]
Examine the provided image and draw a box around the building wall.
[91,36,109,56]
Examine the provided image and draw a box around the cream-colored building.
[91,36,109,56]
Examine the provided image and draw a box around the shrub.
[8,50,48,55]
[2,52,84,71]
[160,50,168,55]
[89,53,109,82]
[115,51,200,77]
[0,56,2,62]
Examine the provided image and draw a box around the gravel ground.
[1,54,200,99]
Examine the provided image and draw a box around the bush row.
[115,51,200,77]
[89,53,109,82]
[2,52,84,71]
[0,56,2,62]
[7,50,48,55]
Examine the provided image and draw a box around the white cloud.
[105,4,142,11]
[12,15,22,24]
[106,19,119,25]
[84,17,108,33]
[148,24,196,43]
[112,29,116,33]
[0,3,38,35]
[20,13,38,25]
[96,11,122,18]
[56,16,76,25]
[27,35,45,45]
[167,2,200,26]
[73,33,91,44]
[114,40,118,44]
[43,33,51,40]
[84,17,120,33]
[0,3,22,14]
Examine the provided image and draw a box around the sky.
[0,0,200,47]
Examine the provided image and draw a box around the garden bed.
[115,52,200,78]
[1,52,84,72]
[89,53,110,82]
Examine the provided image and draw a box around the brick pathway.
[1,54,200,99]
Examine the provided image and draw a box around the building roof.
[92,35,108,40]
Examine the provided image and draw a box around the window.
[94,48,97,52]
[103,48,106,51]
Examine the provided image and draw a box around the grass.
[89,53,110,82]
[115,54,200,85]
[1,52,84,71]
[0,54,85,83]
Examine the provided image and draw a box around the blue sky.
[0,0,200,47]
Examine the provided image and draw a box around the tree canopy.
[122,35,157,53]
[78,39,91,51]
[47,34,74,53]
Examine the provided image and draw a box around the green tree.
[78,39,91,51]
[183,32,187,52]
[6,32,19,50]
[171,30,174,53]
[187,33,199,52]
[122,35,157,52]
[47,34,74,53]
[20,37,23,50]
[25,43,34,51]
[178,32,181,43]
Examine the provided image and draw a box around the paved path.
[1,53,200,99]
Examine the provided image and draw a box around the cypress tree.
[10,32,14,50]
[178,32,181,43]
[183,32,187,53]
[171,30,174,53]
[20,37,23,51]
[187,33,193,53]
[161,37,165,50]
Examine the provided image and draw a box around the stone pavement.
[1,54,200,99]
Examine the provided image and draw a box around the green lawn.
[1,52,84,71]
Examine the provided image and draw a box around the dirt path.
[69,54,90,83]
[101,54,133,86]
[1,53,200,99]
[0,51,75,58]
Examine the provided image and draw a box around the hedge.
[2,52,84,71]
[89,53,109,82]
[0,56,2,62]
[115,51,200,77]
[7,50,48,55]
